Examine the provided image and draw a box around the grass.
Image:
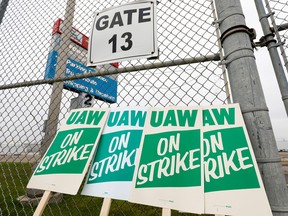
[0,162,209,216]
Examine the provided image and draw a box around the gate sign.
[88,0,158,66]
[27,108,109,195]
[82,107,146,200]
[45,19,118,103]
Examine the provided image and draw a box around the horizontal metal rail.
[0,54,220,90]
[271,23,288,32]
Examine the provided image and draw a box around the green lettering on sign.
[135,130,201,188]
[150,109,198,127]
[107,110,146,127]
[203,127,259,192]
[203,108,235,126]
[66,110,105,125]
[212,108,235,125]
[35,128,100,175]
[87,130,142,183]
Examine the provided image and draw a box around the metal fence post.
[254,0,288,117]
[264,0,288,80]
[214,0,288,215]
[25,0,76,200]
[41,0,76,155]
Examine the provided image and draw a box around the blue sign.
[44,50,117,103]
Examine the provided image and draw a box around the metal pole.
[41,0,76,154]
[25,0,76,200]
[214,1,288,215]
[274,23,288,32]
[254,0,288,117]
[264,0,288,82]
[211,0,232,104]
[0,0,9,25]
[0,54,220,90]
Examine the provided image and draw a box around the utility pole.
[41,0,76,154]
[25,0,76,200]
[0,0,9,25]
[214,0,288,215]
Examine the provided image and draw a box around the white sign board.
[27,108,109,195]
[129,106,204,214]
[129,104,272,215]
[203,104,272,216]
[81,107,146,200]
[88,0,158,66]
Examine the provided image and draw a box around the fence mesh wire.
[266,0,288,74]
[0,0,228,215]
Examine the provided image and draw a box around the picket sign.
[129,106,204,213]
[81,106,147,216]
[100,198,112,216]
[33,191,52,216]
[27,108,109,215]
[28,105,272,215]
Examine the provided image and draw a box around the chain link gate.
[0,0,229,215]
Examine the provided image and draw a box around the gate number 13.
[108,32,133,53]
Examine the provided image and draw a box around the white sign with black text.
[88,0,158,66]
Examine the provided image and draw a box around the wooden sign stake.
[100,198,112,216]
[162,208,171,216]
[33,191,52,216]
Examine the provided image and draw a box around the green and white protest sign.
[129,106,204,214]
[203,104,272,216]
[82,107,146,200]
[27,108,109,195]
[129,104,271,215]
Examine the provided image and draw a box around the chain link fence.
[265,0,288,74]
[0,0,228,215]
